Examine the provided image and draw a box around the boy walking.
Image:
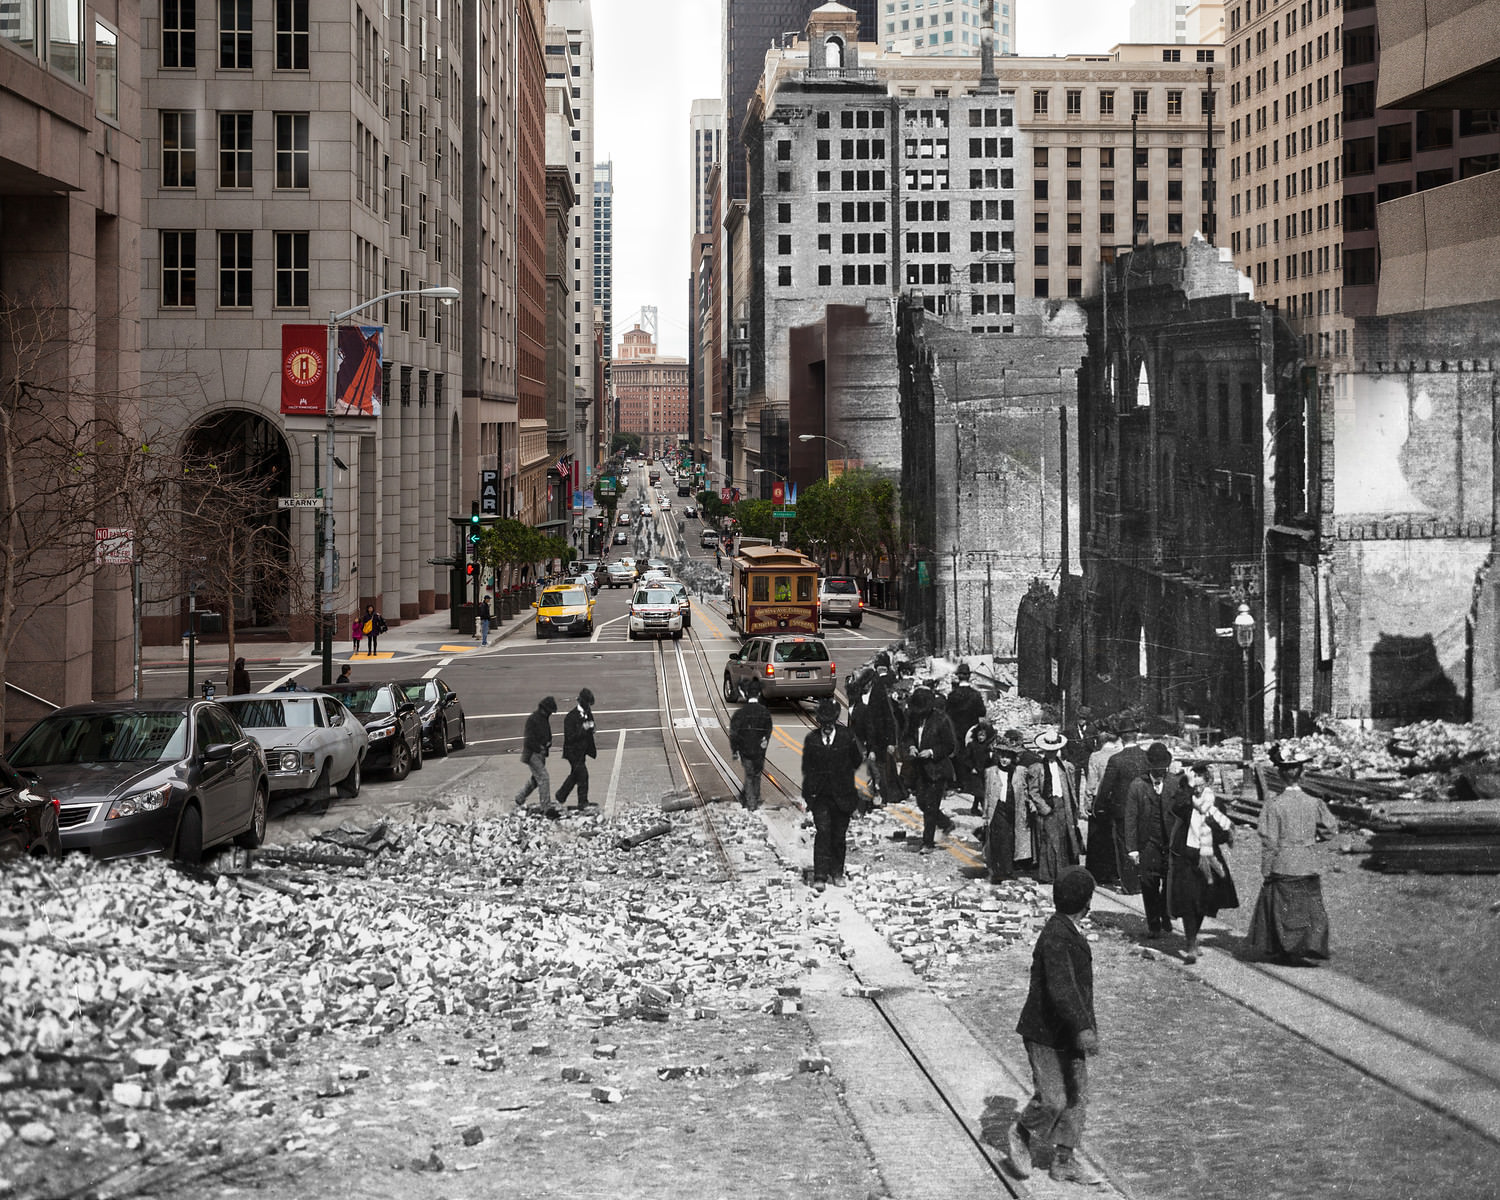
[1006,866,1103,1186]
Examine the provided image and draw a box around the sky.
[591,0,1132,358]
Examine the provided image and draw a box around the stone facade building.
[517,0,549,531]
[613,324,689,456]
[1,0,142,733]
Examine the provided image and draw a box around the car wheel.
[851,617,862,629]
[451,716,467,750]
[672,628,683,641]
[535,627,544,639]
[430,718,449,758]
[628,629,636,640]
[723,674,739,703]
[174,804,204,864]
[337,755,362,798]
[411,734,424,771]
[236,785,268,848]
[389,739,411,780]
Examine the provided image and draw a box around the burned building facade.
[1079,238,1314,737]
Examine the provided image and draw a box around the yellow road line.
[884,803,983,867]
[691,603,723,640]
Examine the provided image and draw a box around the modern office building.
[546,0,597,477]
[690,98,725,236]
[882,0,1017,57]
[516,0,549,530]
[0,0,142,734]
[140,0,463,638]
[613,324,690,456]
[593,158,614,394]
[1130,0,1190,44]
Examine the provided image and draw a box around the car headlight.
[367,722,396,741]
[108,783,172,820]
[271,749,305,771]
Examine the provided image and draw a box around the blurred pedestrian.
[1247,745,1337,966]
[1168,763,1239,963]
[901,686,957,854]
[1123,742,1179,938]
[801,697,862,890]
[337,664,352,684]
[1093,720,1149,893]
[1081,723,1121,825]
[1024,730,1085,884]
[1005,866,1102,1187]
[962,719,997,816]
[729,676,773,810]
[981,729,1027,883]
[514,696,559,819]
[554,688,597,811]
[232,657,252,695]
[350,615,363,656]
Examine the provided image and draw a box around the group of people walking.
[513,689,598,819]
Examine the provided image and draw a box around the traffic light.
[469,501,481,546]
[466,562,476,578]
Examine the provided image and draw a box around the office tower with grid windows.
[1130,0,1190,44]
[691,99,726,236]
[593,159,614,405]
[882,0,1017,57]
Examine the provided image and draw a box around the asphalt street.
[137,469,902,838]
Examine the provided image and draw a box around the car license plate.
[796,670,811,679]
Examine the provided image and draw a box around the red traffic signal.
[466,563,476,578]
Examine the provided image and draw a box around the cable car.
[729,545,820,637]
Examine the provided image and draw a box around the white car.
[628,585,684,641]
[220,693,367,800]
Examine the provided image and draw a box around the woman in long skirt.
[1166,764,1239,963]
[1246,747,1339,965]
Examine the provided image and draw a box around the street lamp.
[797,432,850,480]
[321,285,459,685]
[1233,602,1256,798]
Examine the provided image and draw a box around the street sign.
[778,531,789,545]
[480,469,500,515]
[94,527,133,565]
[773,509,797,519]
[278,496,326,509]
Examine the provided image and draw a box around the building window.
[778,265,792,286]
[1133,90,1149,116]
[1377,122,1413,165]
[1033,90,1048,116]
[161,111,197,188]
[1167,212,1183,234]
[217,230,253,308]
[1162,48,1181,62]
[777,139,792,160]
[274,0,308,70]
[274,231,309,307]
[275,113,310,189]
[1167,90,1182,116]
[160,231,196,308]
[1066,89,1082,116]
[1100,212,1115,234]
[218,112,252,188]
[778,202,792,223]
[1034,277,1049,298]
[779,171,793,192]
[818,264,831,286]
[1100,89,1114,117]
[161,0,196,68]
[778,234,792,255]
[219,0,252,69]
[95,21,118,120]
[1034,246,1048,266]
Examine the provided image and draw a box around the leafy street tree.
[610,431,642,457]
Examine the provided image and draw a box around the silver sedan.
[220,693,368,800]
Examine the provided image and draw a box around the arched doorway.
[181,411,296,633]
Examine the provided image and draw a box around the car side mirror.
[398,702,416,715]
[329,713,344,726]
[204,742,234,762]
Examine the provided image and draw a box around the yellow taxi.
[532,584,595,639]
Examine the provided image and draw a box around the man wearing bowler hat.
[1123,741,1181,938]
[1092,719,1150,893]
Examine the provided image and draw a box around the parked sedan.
[323,683,424,779]
[4,700,268,862]
[0,755,61,859]
[220,693,367,801]
[393,677,467,757]
[605,560,635,587]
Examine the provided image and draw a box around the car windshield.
[398,682,437,705]
[339,686,394,715]
[634,589,675,605]
[9,711,189,767]
[542,588,587,607]
[222,698,319,728]
[774,640,830,664]
[823,578,858,594]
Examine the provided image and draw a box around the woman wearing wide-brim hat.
[1020,729,1085,883]
[1246,742,1339,965]
[981,730,1028,883]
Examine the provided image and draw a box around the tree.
[610,431,642,456]
[736,499,776,540]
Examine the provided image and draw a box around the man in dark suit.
[801,697,863,890]
[900,686,957,853]
[945,663,987,808]
[514,696,558,819]
[728,676,774,809]
[1005,867,1103,1187]
[1123,742,1180,937]
[861,656,906,807]
[1092,722,1150,893]
[554,688,598,811]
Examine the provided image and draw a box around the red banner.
[280,324,326,415]
[280,323,384,417]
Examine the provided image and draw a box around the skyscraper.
[1128,0,1189,44]
[690,98,725,237]
[882,0,1018,57]
[723,0,878,201]
[593,160,615,390]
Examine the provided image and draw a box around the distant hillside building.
[613,325,690,457]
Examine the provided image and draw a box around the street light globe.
[1233,602,1255,649]
[797,434,815,442]
[420,286,460,300]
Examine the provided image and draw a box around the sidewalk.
[141,605,535,667]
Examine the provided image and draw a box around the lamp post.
[797,432,849,480]
[753,467,790,547]
[322,285,459,686]
[1233,602,1256,798]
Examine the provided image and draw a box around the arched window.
[825,35,843,69]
